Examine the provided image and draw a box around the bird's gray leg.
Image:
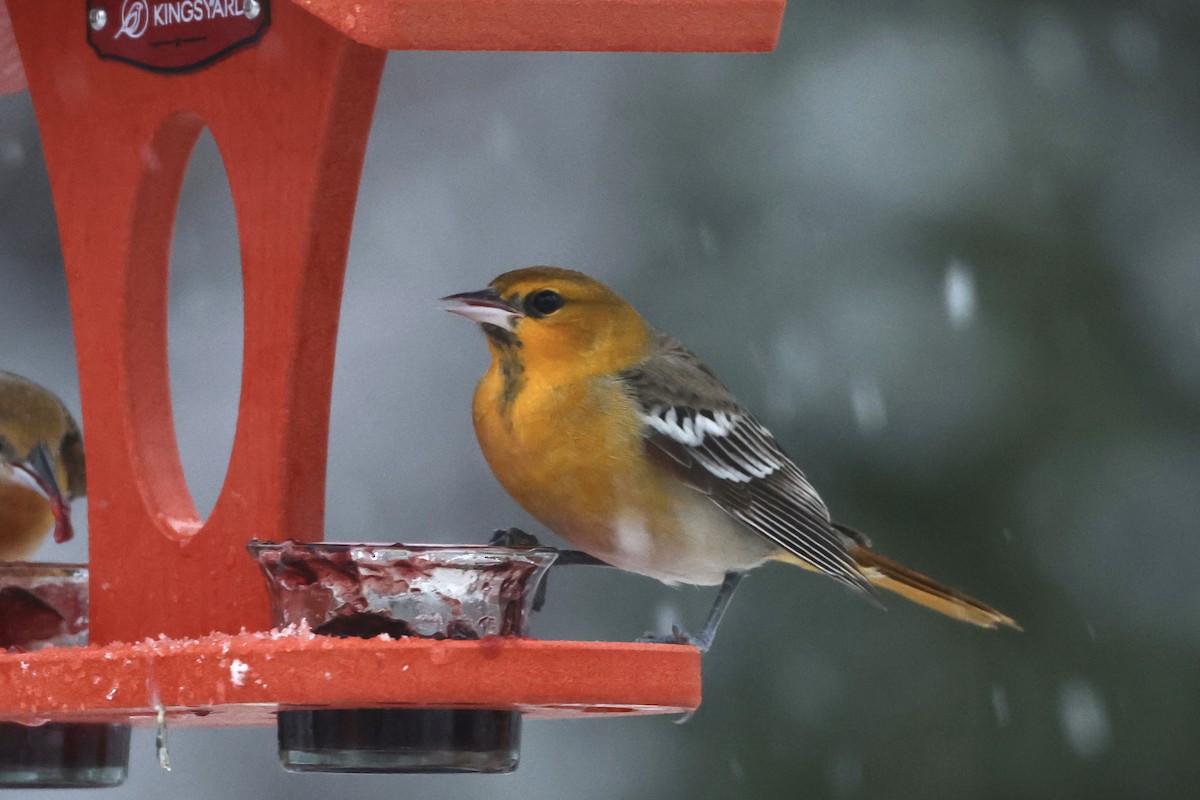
[639,570,746,653]
[488,529,745,653]
[694,571,745,651]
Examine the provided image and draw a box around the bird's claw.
[488,527,542,549]
[485,528,612,614]
[637,624,702,649]
[487,529,549,612]
[638,626,707,721]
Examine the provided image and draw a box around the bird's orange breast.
[472,365,672,554]
[0,482,54,561]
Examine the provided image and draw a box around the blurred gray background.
[3,0,1200,797]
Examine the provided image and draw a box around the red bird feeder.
[0,0,785,779]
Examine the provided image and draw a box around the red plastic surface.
[292,0,786,52]
[0,634,701,723]
[0,0,756,723]
[3,0,787,97]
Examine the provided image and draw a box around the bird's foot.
[488,528,610,566]
[637,624,710,653]
[488,527,542,549]
[638,625,708,723]
[488,528,550,611]
[486,528,612,612]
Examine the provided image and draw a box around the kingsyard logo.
[114,0,150,39]
[112,0,252,40]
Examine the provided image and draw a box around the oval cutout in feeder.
[167,129,244,523]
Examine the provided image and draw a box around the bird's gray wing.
[618,333,871,594]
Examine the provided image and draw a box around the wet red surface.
[0,630,700,725]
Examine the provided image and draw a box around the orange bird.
[445,268,1017,650]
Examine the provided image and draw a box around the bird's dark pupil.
[529,290,564,316]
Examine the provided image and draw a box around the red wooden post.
[0,0,783,723]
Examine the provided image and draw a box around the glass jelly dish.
[0,563,131,788]
[247,541,557,774]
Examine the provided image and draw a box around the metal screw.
[245,0,261,20]
[88,7,107,31]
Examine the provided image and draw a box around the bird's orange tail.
[849,546,1020,630]
[775,545,1019,629]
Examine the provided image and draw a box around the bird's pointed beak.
[441,288,525,331]
[13,442,74,544]
[19,443,63,504]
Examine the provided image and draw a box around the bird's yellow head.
[443,267,651,376]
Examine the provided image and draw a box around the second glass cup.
[0,563,130,789]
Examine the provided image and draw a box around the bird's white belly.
[596,483,777,586]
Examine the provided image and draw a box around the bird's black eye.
[526,289,565,317]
